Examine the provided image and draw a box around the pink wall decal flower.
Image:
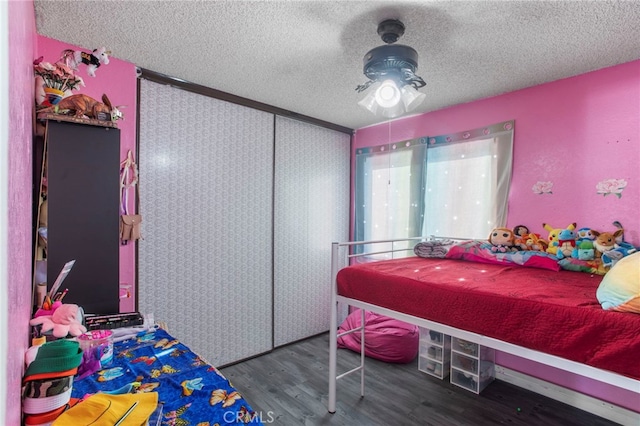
[532,181,553,194]
[596,178,627,198]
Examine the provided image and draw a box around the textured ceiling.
[34,1,640,130]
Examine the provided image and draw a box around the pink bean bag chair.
[337,309,419,363]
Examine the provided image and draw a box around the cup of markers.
[43,288,69,310]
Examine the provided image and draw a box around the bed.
[327,237,640,414]
[71,327,262,424]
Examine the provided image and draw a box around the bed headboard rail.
[333,236,469,261]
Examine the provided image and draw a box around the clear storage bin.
[418,327,451,380]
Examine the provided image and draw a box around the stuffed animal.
[29,303,86,338]
[572,240,595,261]
[612,221,625,244]
[555,228,577,259]
[543,222,576,255]
[594,223,637,267]
[513,225,530,250]
[60,47,110,77]
[601,246,637,268]
[575,227,596,243]
[592,229,624,259]
[524,233,548,251]
[38,93,123,122]
[488,228,517,253]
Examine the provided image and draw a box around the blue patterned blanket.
[71,328,262,425]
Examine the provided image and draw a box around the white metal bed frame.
[327,237,640,414]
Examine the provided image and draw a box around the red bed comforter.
[337,257,640,380]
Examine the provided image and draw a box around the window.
[354,121,514,250]
[354,141,427,257]
[422,129,513,239]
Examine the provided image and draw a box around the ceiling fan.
[356,19,426,118]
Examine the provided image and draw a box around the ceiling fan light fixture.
[380,101,405,119]
[401,84,426,111]
[357,19,426,118]
[357,81,381,114]
[374,79,401,108]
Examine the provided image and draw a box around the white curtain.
[355,142,427,257]
[354,121,514,249]
[422,131,513,239]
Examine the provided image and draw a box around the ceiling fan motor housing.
[377,19,406,44]
[363,44,419,81]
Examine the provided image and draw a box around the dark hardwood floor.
[221,333,619,426]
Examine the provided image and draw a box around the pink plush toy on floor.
[30,303,87,338]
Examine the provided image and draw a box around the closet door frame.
[135,70,353,364]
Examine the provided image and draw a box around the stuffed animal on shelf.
[38,93,123,122]
[29,303,87,338]
[543,222,576,255]
[60,47,111,77]
[488,228,517,253]
[555,228,577,260]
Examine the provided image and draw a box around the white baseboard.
[495,366,640,426]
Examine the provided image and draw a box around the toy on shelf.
[29,303,87,338]
[38,93,123,122]
[60,47,111,77]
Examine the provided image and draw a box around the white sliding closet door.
[274,117,350,346]
[138,80,274,366]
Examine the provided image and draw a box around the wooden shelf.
[37,112,119,129]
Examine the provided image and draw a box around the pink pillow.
[337,309,419,363]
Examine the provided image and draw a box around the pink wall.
[36,36,138,313]
[6,1,37,423]
[353,60,640,411]
[354,60,640,243]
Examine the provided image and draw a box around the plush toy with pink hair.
[30,303,86,338]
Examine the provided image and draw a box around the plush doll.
[605,242,637,266]
[60,47,111,77]
[555,228,577,259]
[592,229,624,259]
[512,225,530,250]
[524,233,548,251]
[594,223,638,267]
[488,228,517,253]
[543,222,576,255]
[29,303,87,338]
[572,240,595,261]
[575,227,595,243]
